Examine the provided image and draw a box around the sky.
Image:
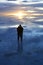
[0,2,43,27]
[0,0,43,2]
[0,0,43,29]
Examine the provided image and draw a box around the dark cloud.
[22,0,28,2]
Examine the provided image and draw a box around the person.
[17,25,23,52]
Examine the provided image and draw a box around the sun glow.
[13,11,27,19]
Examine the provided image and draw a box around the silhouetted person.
[17,25,23,52]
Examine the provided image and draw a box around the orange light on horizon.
[0,10,27,20]
[0,10,43,20]
[13,11,27,19]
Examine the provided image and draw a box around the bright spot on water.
[0,25,19,33]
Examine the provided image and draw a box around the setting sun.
[13,11,27,19]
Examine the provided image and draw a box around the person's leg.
[18,35,20,52]
[18,35,19,43]
[20,35,23,52]
[21,34,23,43]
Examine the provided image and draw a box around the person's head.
[19,24,21,27]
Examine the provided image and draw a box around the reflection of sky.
[0,2,43,29]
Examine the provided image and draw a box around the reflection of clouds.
[0,24,25,29]
[0,25,19,29]
[0,24,19,33]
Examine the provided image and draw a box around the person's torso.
[17,26,23,35]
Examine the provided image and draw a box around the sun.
[13,11,26,19]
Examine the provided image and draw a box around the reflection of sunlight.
[0,25,19,29]
[9,25,19,28]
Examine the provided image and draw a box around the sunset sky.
[0,0,43,2]
[0,0,43,28]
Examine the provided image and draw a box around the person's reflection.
[17,25,23,52]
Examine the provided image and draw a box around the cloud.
[35,19,43,22]
[36,7,43,10]
[0,1,43,28]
